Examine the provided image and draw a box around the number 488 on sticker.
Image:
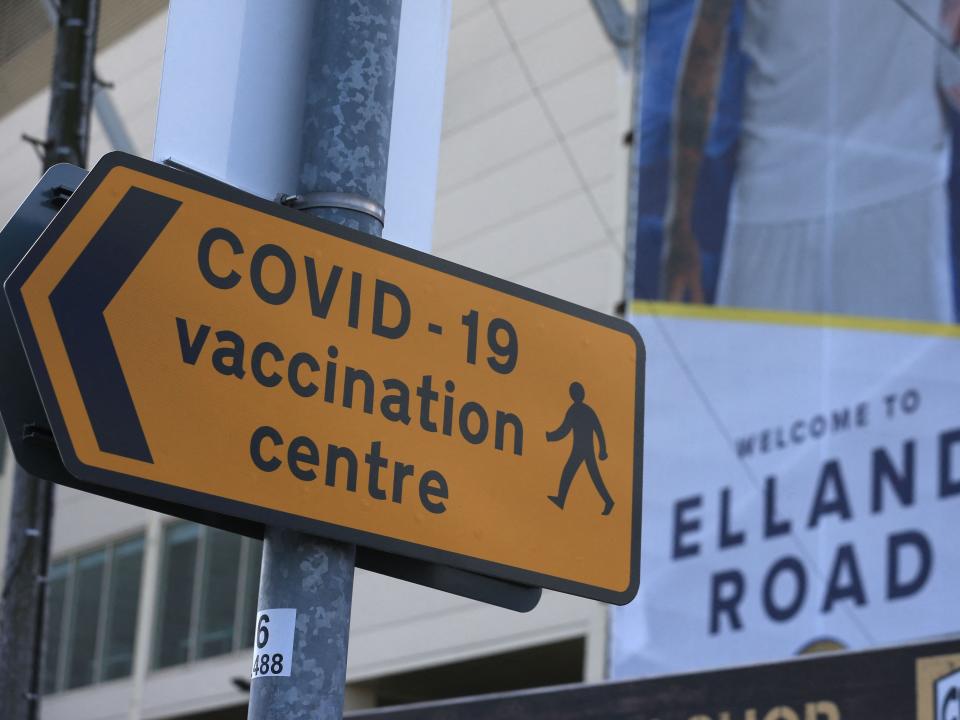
[250,609,297,679]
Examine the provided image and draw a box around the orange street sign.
[6,153,644,603]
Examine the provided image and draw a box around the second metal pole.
[0,3,100,717]
[247,2,402,719]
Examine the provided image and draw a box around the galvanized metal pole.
[288,0,403,236]
[0,3,99,718]
[247,3,402,719]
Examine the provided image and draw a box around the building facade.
[0,0,632,717]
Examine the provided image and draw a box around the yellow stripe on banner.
[629,300,960,339]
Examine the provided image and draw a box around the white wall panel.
[442,52,528,137]
[440,192,605,279]
[541,57,620,136]
[512,7,612,87]
[495,0,584,42]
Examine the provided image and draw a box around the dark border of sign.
[5,151,645,606]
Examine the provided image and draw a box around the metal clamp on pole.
[277,191,386,227]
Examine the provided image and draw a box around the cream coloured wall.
[436,0,627,314]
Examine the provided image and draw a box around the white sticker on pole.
[251,609,296,678]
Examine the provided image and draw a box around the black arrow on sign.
[49,186,182,463]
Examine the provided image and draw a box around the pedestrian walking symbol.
[546,382,614,516]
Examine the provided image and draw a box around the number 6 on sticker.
[250,608,296,679]
[257,614,270,648]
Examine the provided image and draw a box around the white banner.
[611,303,960,679]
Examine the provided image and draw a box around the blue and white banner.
[611,304,960,678]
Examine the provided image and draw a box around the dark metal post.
[0,470,54,720]
[0,3,99,718]
[247,3,402,719]
[43,0,101,169]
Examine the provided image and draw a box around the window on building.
[103,538,146,680]
[42,534,145,694]
[154,523,262,669]
[66,549,106,688]
[43,563,68,695]
[154,523,199,667]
